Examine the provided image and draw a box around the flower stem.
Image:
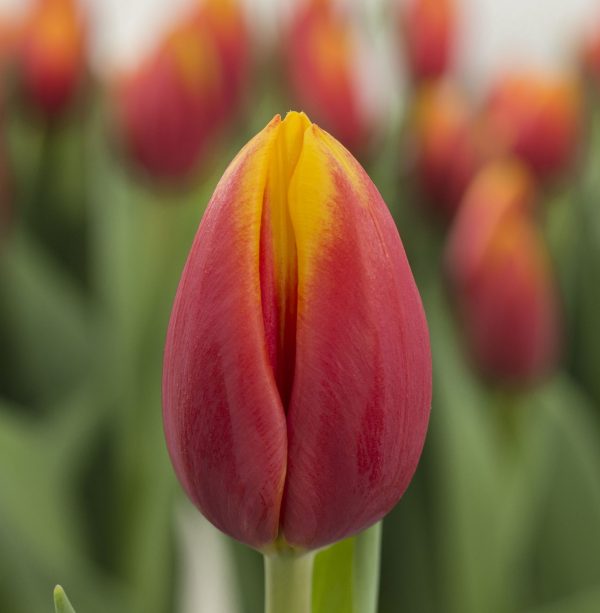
[264,550,315,613]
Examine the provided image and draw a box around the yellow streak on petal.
[287,124,335,290]
[267,111,311,293]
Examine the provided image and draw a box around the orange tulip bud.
[163,112,432,551]
[19,0,86,117]
[401,0,456,81]
[483,71,582,180]
[412,80,481,219]
[445,160,561,384]
[286,0,371,154]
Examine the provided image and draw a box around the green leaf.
[313,538,354,613]
[525,585,600,613]
[0,230,89,406]
[54,585,76,613]
[312,522,382,613]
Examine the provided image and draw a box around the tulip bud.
[412,80,481,219]
[18,0,86,117]
[197,0,249,119]
[116,12,225,181]
[285,0,371,154]
[445,160,561,385]
[483,71,582,181]
[581,25,600,89]
[163,112,432,551]
[400,0,456,82]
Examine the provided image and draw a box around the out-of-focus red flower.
[163,112,432,551]
[581,25,600,87]
[412,80,481,219]
[286,0,370,154]
[117,0,249,182]
[483,71,582,181]
[197,0,249,119]
[18,0,86,117]
[401,0,456,82]
[0,17,16,237]
[446,160,561,385]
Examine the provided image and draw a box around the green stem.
[264,551,315,613]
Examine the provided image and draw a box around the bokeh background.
[1,0,600,612]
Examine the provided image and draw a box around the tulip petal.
[281,126,432,549]
[162,117,288,549]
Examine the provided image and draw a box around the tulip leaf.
[313,537,354,613]
[54,586,77,613]
[0,229,89,407]
[312,522,382,613]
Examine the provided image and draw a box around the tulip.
[445,159,561,384]
[163,112,432,552]
[117,13,224,181]
[400,0,456,82]
[0,17,15,237]
[483,71,582,181]
[18,0,86,117]
[581,25,600,89]
[285,0,371,154]
[196,0,249,119]
[412,80,481,219]
[117,1,248,182]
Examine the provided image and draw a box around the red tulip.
[0,17,15,237]
[163,112,432,551]
[412,80,481,219]
[581,24,600,88]
[483,71,582,180]
[196,0,249,119]
[117,0,249,182]
[445,160,561,385]
[285,0,371,154]
[401,0,456,82]
[18,0,86,117]
[117,15,223,181]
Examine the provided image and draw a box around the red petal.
[163,119,287,549]
[281,127,432,549]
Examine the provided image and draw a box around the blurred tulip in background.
[445,159,561,385]
[198,0,250,119]
[411,79,481,219]
[163,111,431,552]
[483,71,582,181]
[0,15,14,236]
[116,0,249,182]
[17,0,86,117]
[400,0,456,82]
[581,23,600,89]
[285,0,372,155]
